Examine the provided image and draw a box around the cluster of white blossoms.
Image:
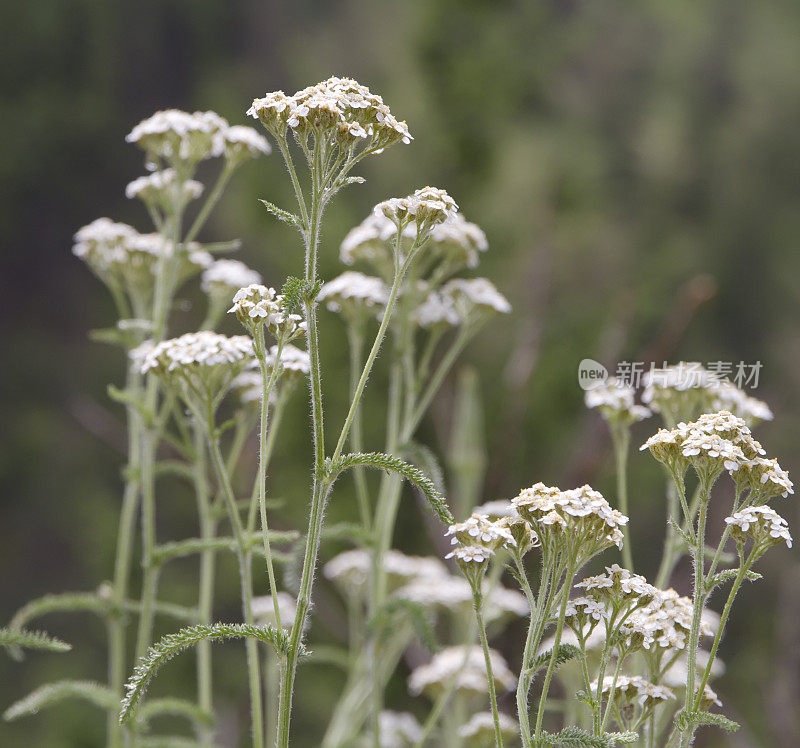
[231,344,311,403]
[445,514,516,552]
[511,483,628,560]
[339,211,489,276]
[377,711,423,748]
[126,109,268,167]
[201,259,263,299]
[125,168,204,209]
[620,588,714,651]
[73,219,211,296]
[251,592,298,631]
[564,596,606,628]
[457,712,519,744]
[725,505,793,550]
[413,278,511,330]
[734,456,794,499]
[407,645,516,699]
[575,564,659,607]
[412,289,461,329]
[376,187,459,231]
[395,576,528,622]
[585,378,651,424]
[590,675,674,710]
[642,362,773,425]
[317,271,389,319]
[248,76,412,152]
[640,411,767,477]
[228,284,306,341]
[323,549,447,599]
[135,331,253,377]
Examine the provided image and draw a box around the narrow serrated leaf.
[4,681,117,721]
[259,199,300,226]
[527,643,581,677]
[0,627,71,655]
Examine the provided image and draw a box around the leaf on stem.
[0,627,71,655]
[707,569,762,592]
[4,680,118,721]
[259,199,300,227]
[527,643,581,678]
[325,452,454,525]
[120,623,293,723]
[674,709,739,734]
[540,726,638,746]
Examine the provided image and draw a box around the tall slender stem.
[473,590,504,747]
[107,368,143,748]
[205,414,264,748]
[611,424,633,570]
[534,560,575,742]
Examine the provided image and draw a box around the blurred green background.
[2,0,799,745]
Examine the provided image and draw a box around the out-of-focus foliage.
[1,1,799,746]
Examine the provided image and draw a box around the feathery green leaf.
[0,627,71,655]
[4,681,118,721]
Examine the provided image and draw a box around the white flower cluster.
[407,645,515,699]
[324,549,447,598]
[73,219,210,296]
[135,331,253,377]
[378,711,423,748]
[445,514,516,552]
[125,168,204,208]
[641,411,766,476]
[429,214,489,269]
[458,712,518,744]
[126,109,268,167]
[575,564,658,606]
[621,588,714,651]
[251,592,298,631]
[590,675,674,709]
[511,483,628,559]
[564,596,606,626]
[585,378,651,424]
[248,76,412,151]
[735,456,794,499]
[413,278,511,329]
[412,290,461,328]
[317,271,389,318]
[724,505,792,550]
[229,284,306,341]
[642,362,773,425]
[231,344,311,403]
[395,576,528,621]
[376,187,459,230]
[201,259,262,298]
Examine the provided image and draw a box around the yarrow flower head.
[640,411,765,480]
[733,456,793,500]
[407,645,515,700]
[133,331,254,408]
[445,545,495,586]
[621,588,714,651]
[564,596,607,633]
[585,378,651,426]
[575,564,658,609]
[248,76,412,154]
[317,271,389,323]
[126,109,229,167]
[324,549,448,599]
[642,362,773,426]
[724,505,792,553]
[590,675,674,712]
[201,259,262,307]
[221,125,271,165]
[229,284,306,342]
[445,514,516,552]
[231,344,310,404]
[378,711,423,748]
[125,169,204,210]
[458,712,519,745]
[376,187,459,237]
[438,277,512,321]
[511,483,628,565]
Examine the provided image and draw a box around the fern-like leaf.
[326,452,454,525]
[707,568,761,592]
[674,709,739,734]
[527,643,581,677]
[0,627,71,655]
[4,680,117,721]
[259,199,300,227]
[540,726,638,746]
[120,623,291,723]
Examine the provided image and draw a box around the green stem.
[193,425,216,747]
[473,591,504,747]
[107,368,143,748]
[517,558,553,748]
[346,324,371,528]
[599,649,627,734]
[183,162,234,245]
[256,335,286,630]
[611,424,633,571]
[205,415,264,748]
[534,560,574,743]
